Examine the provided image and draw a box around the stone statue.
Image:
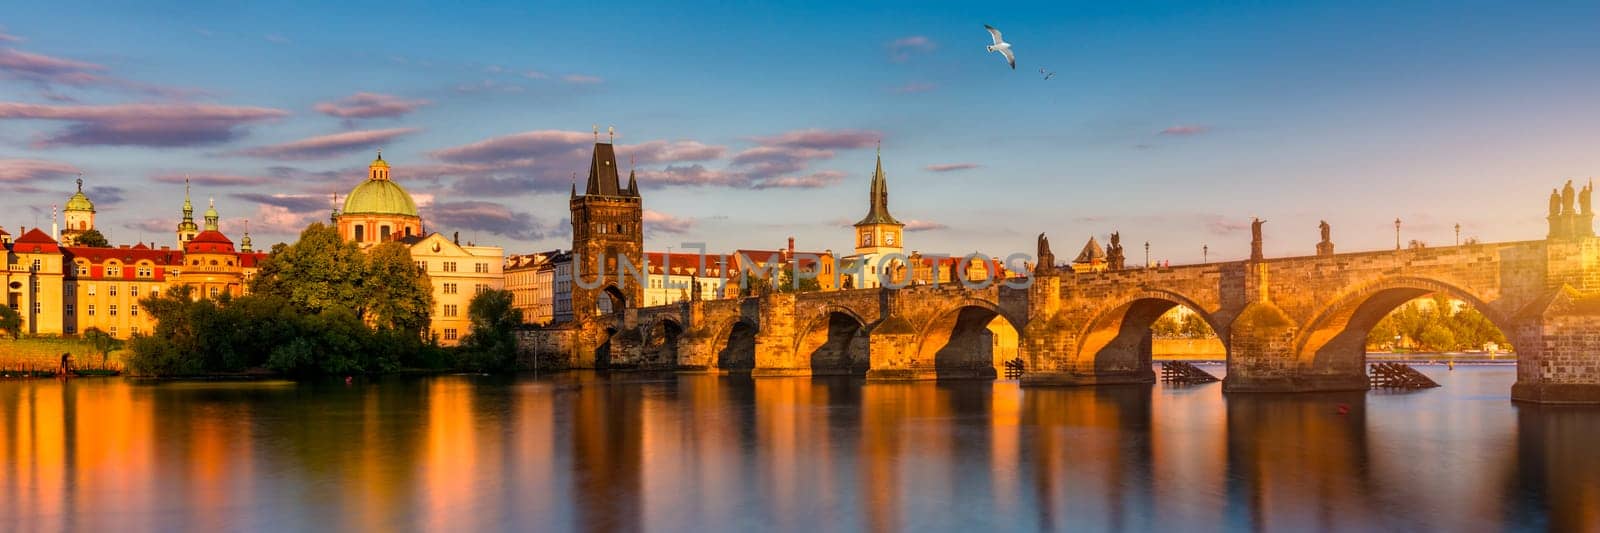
[1034,233,1055,274]
[1107,231,1126,270]
[1316,220,1334,256]
[1582,180,1593,215]
[1250,218,1266,261]
[1551,188,1562,217]
[1319,220,1330,242]
[1562,180,1576,214]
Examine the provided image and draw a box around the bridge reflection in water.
[0,367,1594,531]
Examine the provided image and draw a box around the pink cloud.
[231,127,421,160]
[1159,124,1210,136]
[0,28,22,43]
[891,82,937,94]
[122,218,176,234]
[887,36,936,62]
[425,200,552,240]
[637,164,749,188]
[0,158,78,182]
[429,129,591,164]
[314,92,431,119]
[0,49,103,79]
[0,102,288,147]
[523,70,549,79]
[152,173,275,187]
[562,74,603,84]
[643,210,695,234]
[904,219,948,232]
[618,139,727,164]
[751,170,846,190]
[752,128,879,150]
[924,162,978,172]
[264,33,290,44]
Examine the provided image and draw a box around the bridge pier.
[1510,291,1600,404]
[863,318,929,380]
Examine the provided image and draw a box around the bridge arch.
[1073,289,1226,378]
[792,305,872,375]
[914,297,1025,380]
[710,317,758,371]
[640,315,685,367]
[1294,275,1514,378]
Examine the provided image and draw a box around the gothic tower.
[570,131,644,319]
[176,178,199,247]
[853,146,904,256]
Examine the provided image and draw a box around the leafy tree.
[777,264,822,293]
[1151,314,1181,338]
[460,289,523,372]
[249,223,368,316]
[1418,323,1457,352]
[364,241,434,334]
[82,327,119,367]
[74,229,111,248]
[0,305,20,340]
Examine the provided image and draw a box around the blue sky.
[2,1,1598,262]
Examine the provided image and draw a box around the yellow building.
[3,228,67,336]
[337,152,422,246]
[407,233,504,345]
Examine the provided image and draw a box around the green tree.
[1151,313,1181,338]
[459,289,523,372]
[82,327,119,367]
[74,229,111,248]
[0,304,21,340]
[777,264,822,293]
[1418,322,1457,352]
[364,241,434,334]
[249,223,368,316]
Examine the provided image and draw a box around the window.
[109,326,117,337]
[444,261,457,273]
[65,304,74,314]
[476,284,488,295]
[354,225,365,242]
[209,287,219,298]
[87,284,96,296]
[415,261,426,272]
[88,305,95,316]
[107,264,121,277]
[475,262,489,273]
[151,287,160,298]
[443,328,458,341]
[443,304,458,317]
[110,305,118,316]
[137,265,153,278]
[33,302,41,314]
[131,285,139,298]
[131,305,139,317]
[131,326,140,336]
[31,259,41,271]
[444,283,457,294]
[76,263,89,276]
[109,285,118,297]
[380,225,392,241]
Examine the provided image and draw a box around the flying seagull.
[1039,67,1055,80]
[984,24,1015,69]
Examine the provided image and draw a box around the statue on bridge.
[1250,217,1266,261]
[1551,188,1562,217]
[1317,220,1334,256]
[1582,179,1593,215]
[1034,233,1055,275]
[1107,231,1126,270]
[1562,180,1576,214]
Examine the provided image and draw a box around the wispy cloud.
[0,102,288,147]
[264,33,290,44]
[618,140,727,164]
[0,28,22,43]
[314,92,430,120]
[887,36,936,62]
[425,200,553,240]
[230,127,420,160]
[152,173,275,187]
[562,74,603,84]
[924,162,978,172]
[643,210,695,234]
[85,186,126,206]
[0,158,79,182]
[0,43,203,99]
[232,192,329,213]
[904,219,948,232]
[1159,124,1210,136]
[750,170,846,190]
[636,164,748,188]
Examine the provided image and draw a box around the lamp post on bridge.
[1455,223,1461,246]
[1395,218,1402,250]
[1203,244,1208,264]
[1144,241,1150,268]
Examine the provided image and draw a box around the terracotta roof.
[185,230,236,253]
[645,251,732,277]
[12,228,60,253]
[239,251,268,268]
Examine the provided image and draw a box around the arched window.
[354,224,365,242]
[381,225,392,241]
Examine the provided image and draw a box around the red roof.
[12,228,60,253]
[239,251,268,268]
[65,246,184,266]
[185,230,236,253]
[644,251,731,277]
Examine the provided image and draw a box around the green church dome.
[343,178,419,217]
[65,178,94,212]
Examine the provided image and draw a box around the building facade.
[569,140,643,318]
[406,233,504,345]
[337,152,423,247]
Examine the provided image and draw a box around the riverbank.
[0,337,126,377]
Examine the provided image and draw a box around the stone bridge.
[561,237,1600,404]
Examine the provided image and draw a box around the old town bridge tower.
[570,131,644,320]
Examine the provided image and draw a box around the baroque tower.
[176,178,199,247]
[569,130,644,319]
[61,177,96,246]
[853,146,904,256]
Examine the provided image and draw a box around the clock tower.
[853,147,903,256]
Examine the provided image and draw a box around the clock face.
[885,233,895,245]
[862,232,872,246]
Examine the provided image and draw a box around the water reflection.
[0,367,1595,531]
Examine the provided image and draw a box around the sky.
[2,1,1598,263]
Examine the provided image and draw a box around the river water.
[1,365,1595,532]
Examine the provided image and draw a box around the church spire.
[177,176,199,246]
[854,144,900,226]
[240,219,253,253]
[204,197,219,231]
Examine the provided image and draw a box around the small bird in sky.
[984,24,1015,69]
[1039,67,1055,80]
